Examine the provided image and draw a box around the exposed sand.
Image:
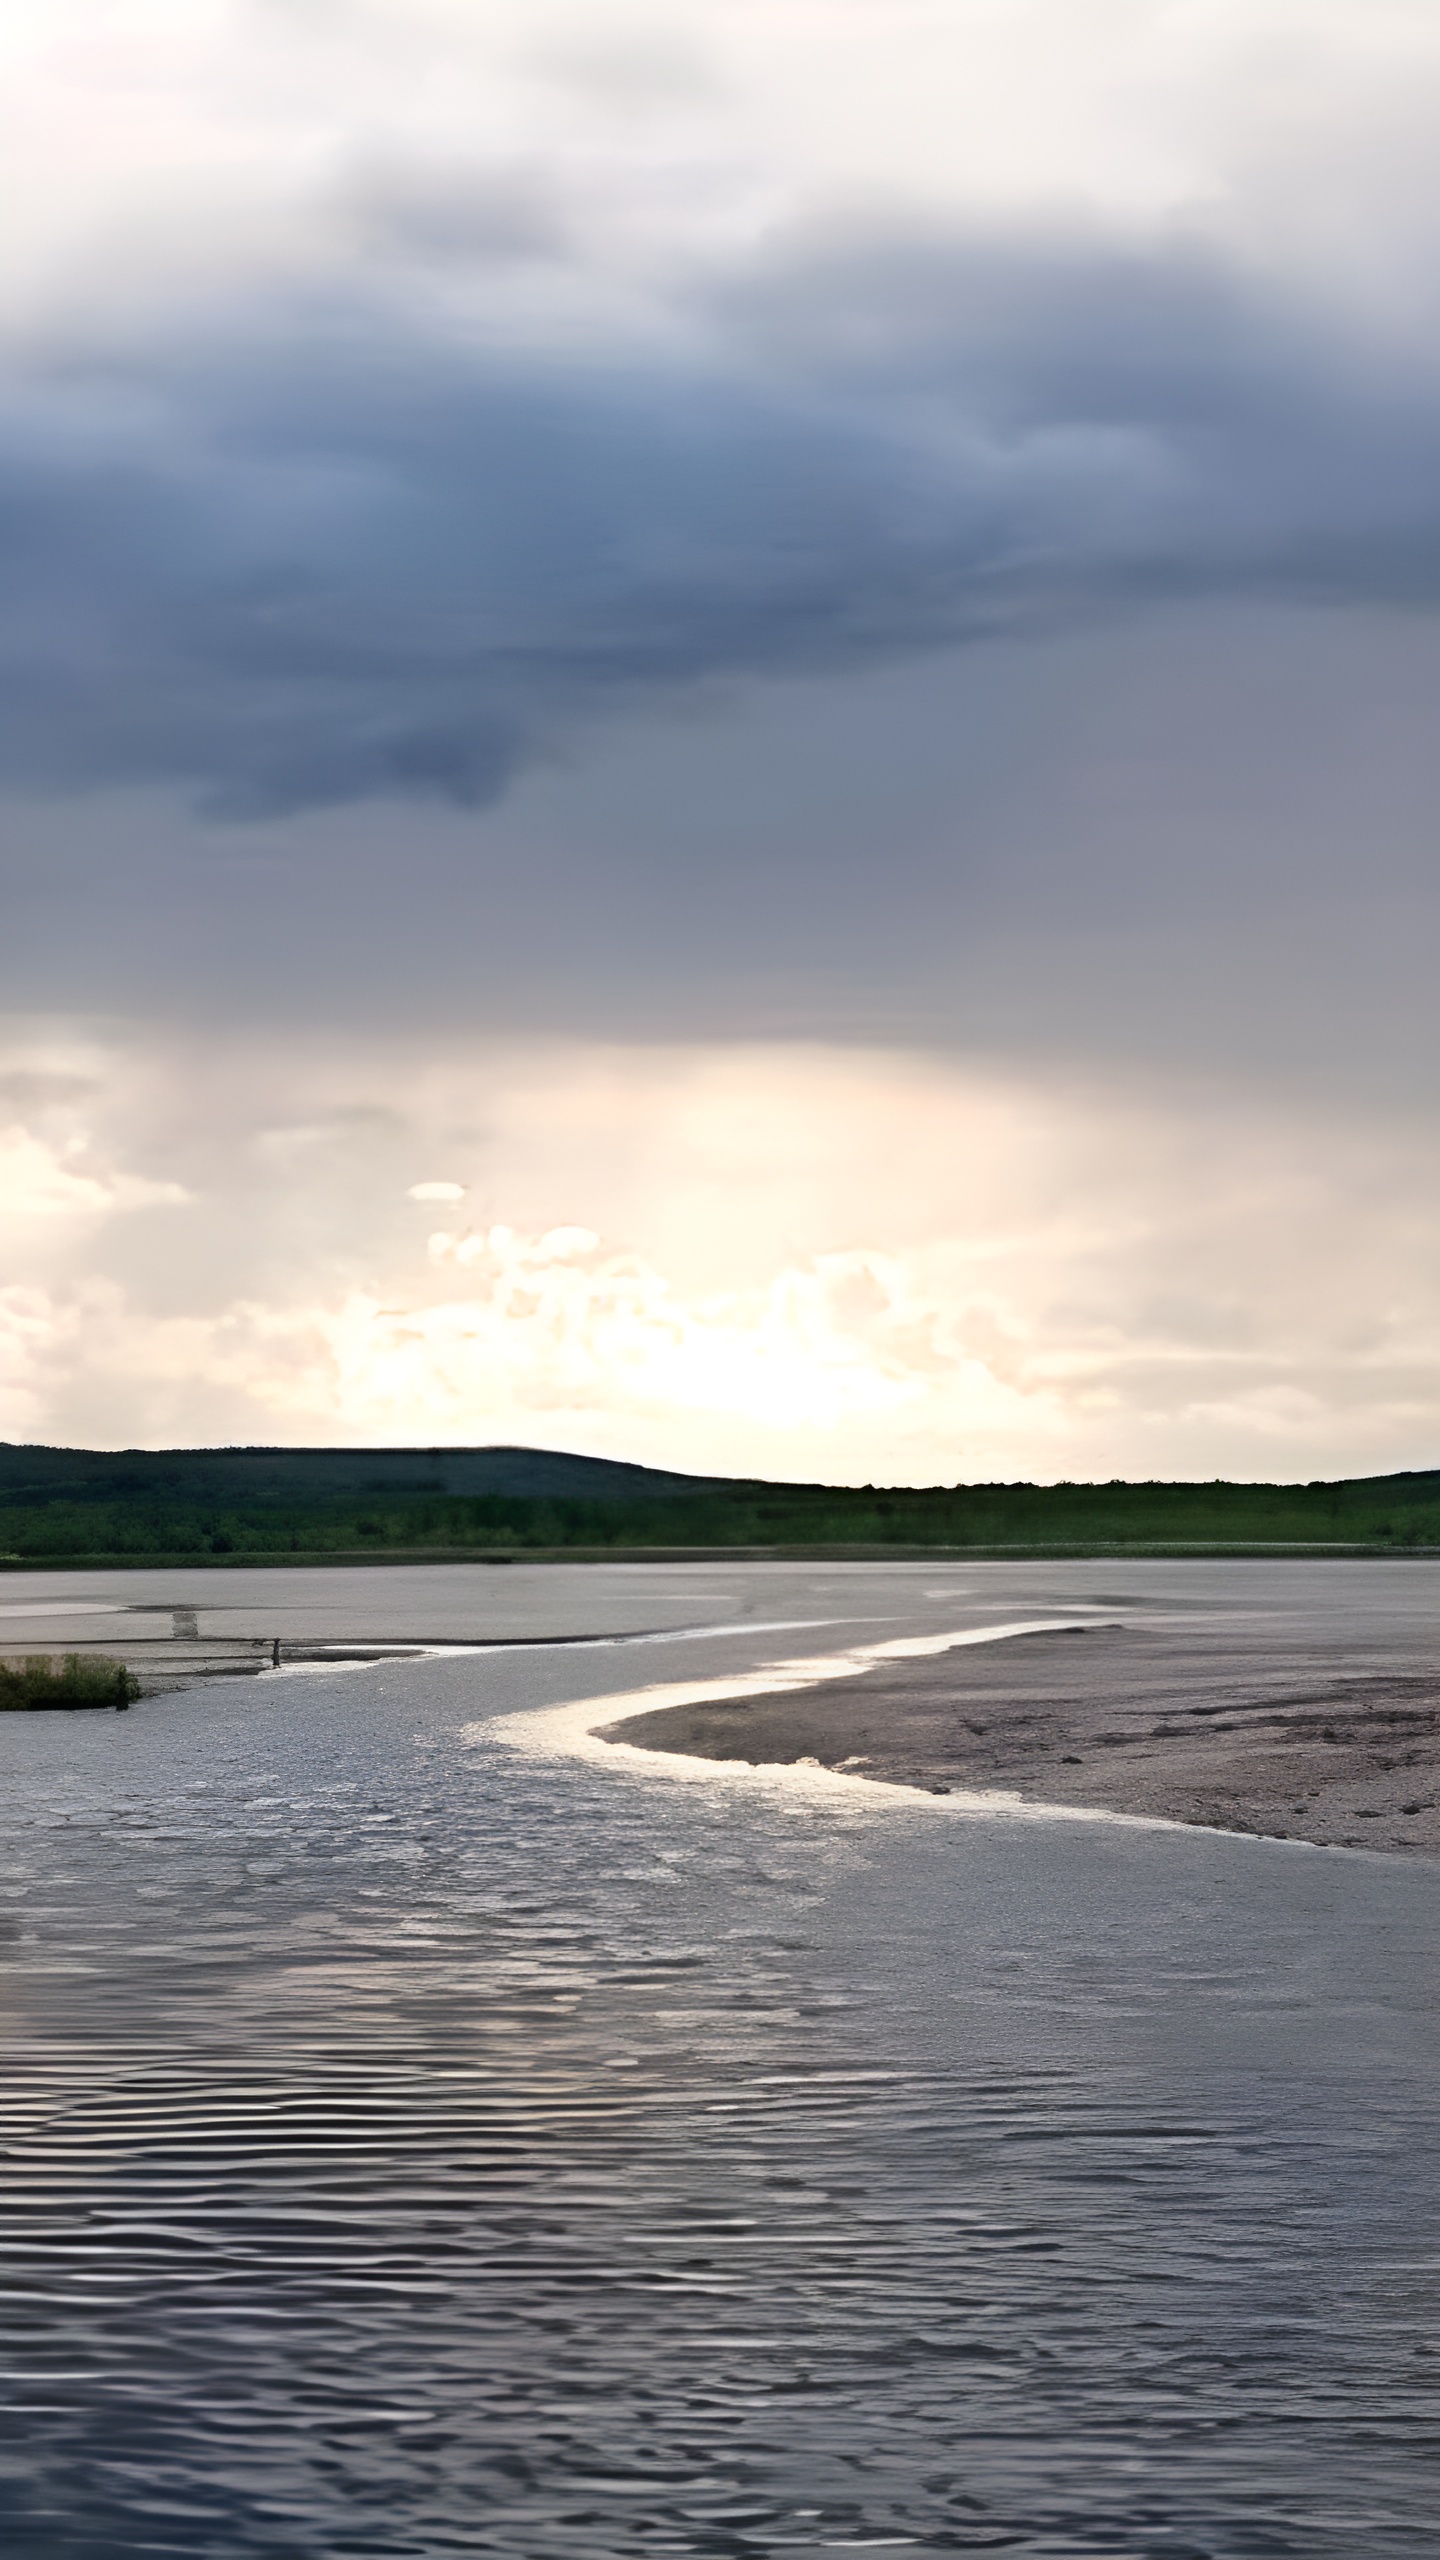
[600,1618,1440,1856]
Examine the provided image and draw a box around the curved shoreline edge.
[478,1620,1204,1841]
[482,1615,1440,1860]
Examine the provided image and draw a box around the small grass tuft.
[0,1654,139,1710]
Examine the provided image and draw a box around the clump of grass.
[0,1654,139,1710]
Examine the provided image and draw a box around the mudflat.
[600,1615,1440,1856]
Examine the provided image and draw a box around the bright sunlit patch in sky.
[7,6,1440,1477]
[4,1029,1440,1482]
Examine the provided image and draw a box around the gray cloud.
[5,598,1440,1120]
[342,161,571,266]
[6,226,1440,816]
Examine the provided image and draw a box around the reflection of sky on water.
[3,1561,1438,2555]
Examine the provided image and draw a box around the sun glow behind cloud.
[7,7,1440,1480]
[4,1030,1440,1481]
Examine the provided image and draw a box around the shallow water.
[3,1561,1439,2557]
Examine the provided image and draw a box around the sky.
[5,0,1440,1481]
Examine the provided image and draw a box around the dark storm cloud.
[5,230,1440,814]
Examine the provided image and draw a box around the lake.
[3,1558,1438,2556]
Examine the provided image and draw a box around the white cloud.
[0,1123,190,1221]
[9,1,1440,332]
[4,1026,1440,1480]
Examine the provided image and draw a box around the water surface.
[3,1560,1438,2556]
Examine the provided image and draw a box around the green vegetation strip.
[3,1452,1440,1563]
[0,1654,139,1709]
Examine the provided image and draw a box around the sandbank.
[599,1618,1440,1856]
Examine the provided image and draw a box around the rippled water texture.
[3,1561,1439,2557]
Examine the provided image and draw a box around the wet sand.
[601,1617,1440,1856]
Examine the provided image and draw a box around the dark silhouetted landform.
[2,1442,1440,1564]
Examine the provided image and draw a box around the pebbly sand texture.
[600,1619,1440,1856]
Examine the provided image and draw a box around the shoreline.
[6,1541,1440,1571]
[598,1619,1440,1859]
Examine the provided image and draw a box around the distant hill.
[0,1442,723,1506]
[2,1443,1439,1561]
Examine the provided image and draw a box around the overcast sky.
[6,0,1440,1479]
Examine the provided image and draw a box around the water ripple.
[3,1598,1439,2557]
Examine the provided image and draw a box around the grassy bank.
[0,1654,139,1709]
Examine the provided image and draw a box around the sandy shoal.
[599,1619,1440,1856]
